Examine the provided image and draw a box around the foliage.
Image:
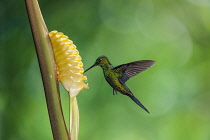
[1,0,210,140]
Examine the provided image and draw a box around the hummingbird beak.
[84,63,98,73]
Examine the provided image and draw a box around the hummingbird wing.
[114,60,156,84]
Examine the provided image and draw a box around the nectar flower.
[49,30,88,140]
[49,30,88,97]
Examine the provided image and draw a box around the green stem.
[70,97,79,140]
[25,0,70,139]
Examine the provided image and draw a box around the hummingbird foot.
[113,89,118,95]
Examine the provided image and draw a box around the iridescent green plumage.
[85,56,156,113]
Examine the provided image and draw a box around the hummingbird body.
[85,56,156,113]
[104,67,130,95]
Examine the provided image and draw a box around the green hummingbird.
[85,56,156,113]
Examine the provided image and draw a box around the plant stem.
[25,0,70,139]
[70,96,79,140]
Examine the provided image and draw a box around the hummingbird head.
[84,56,110,73]
[95,56,110,66]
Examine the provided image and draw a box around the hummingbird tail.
[128,95,150,114]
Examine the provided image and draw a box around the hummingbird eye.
[97,58,102,63]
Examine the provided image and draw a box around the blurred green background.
[1,0,210,140]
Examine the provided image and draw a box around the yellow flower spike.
[83,76,87,81]
[49,30,57,36]
[49,30,88,140]
[60,40,73,46]
[49,30,88,96]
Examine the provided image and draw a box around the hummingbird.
[84,56,156,113]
